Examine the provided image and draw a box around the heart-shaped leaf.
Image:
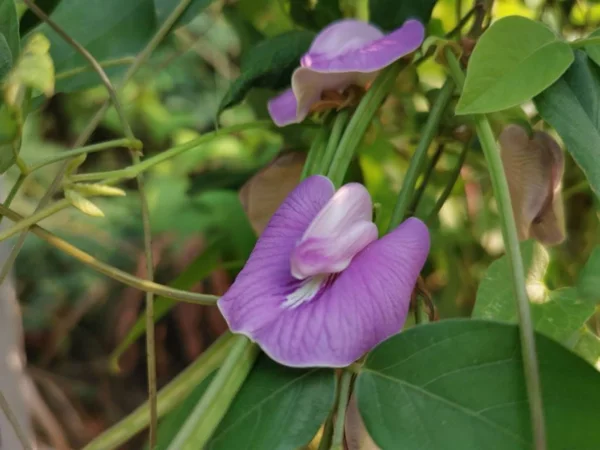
[369,0,438,32]
[357,319,600,450]
[535,50,600,200]
[456,16,574,115]
[218,30,314,114]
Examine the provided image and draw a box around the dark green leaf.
[218,30,315,114]
[535,50,600,200]
[456,16,573,115]
[369,0,437,31]
[20,0,62,36]
[206,356,335,450]
[0,0,19,65]
[583,28,600,68]
[357,319,600,450]
[154,0,216,29]
[34,0,157,93]
[578,247,600,303]
[0,33,11,80]
[289,0,342,30]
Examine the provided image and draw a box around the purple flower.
[218,176,430,367]
[267,19,425,127]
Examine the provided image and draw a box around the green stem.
[570,36,600,49]
[301,126,329,179]
[388,79,455,231]
[321,110,350,176]
[0,173,27,226]
[82,332,235,450]
[426,140,470,223]
[446,50,547,450]
[55,56,136,81]
[0,199,71,242]
[317,413,335,450]
[409,143,445,216]
[29,138,140,172]
[0,204,219,305]
[70,121,272,183]
[0,390,32,450]
[167,336,259,450]
[330,371,353,450]
[327,63,406,188]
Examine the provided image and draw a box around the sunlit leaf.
[535,50,600,200]
[456,16,574,114]
[218,30,314,114]
[357,319,600,450]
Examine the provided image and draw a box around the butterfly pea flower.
[267,19,426,127]
[218,175,430,367]
[499,124,565,246]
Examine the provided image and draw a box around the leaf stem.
[82,332,236,450]
[0,173,27,226]
[69,121,272,183]
[388,79,455,231]
[301,125,329,179]
[0,390,32,450]
[445,49,547,450]
[426,140,470,223]
[327,62,406,188]
[28,138,141,172]
[55,56,136,81]
[330,370,353,450]
[0,199,71,242]
[409,143,445,216]
[321,110,350,176]
[0,204,219,305]
[167,336,259,450]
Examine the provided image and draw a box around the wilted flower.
[267,19,425,127]
[499,124,565,246]
[218,175,430,367]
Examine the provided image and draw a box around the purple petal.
[291,183,378,279]
[302,19,425,73]
[218,175,335,335]
[267,88,299,126]
[301,20,385,68]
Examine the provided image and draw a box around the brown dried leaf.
[345,393,380,450]
[499,124,565,246]
[239,151,306,235]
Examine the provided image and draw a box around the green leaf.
[473,240,597,357]
[0,33,12,80]
[218,30,315,114]
[456,16,574,115]
[206,356,335,450]
[288,0,343,30]
[34,0,157,93]
[369,0,437,31]
[583,28,600,68]
[154,0,216,29]
[578,247,600,303]
[535,50,600,200]
[19,0,62,36]
[108,238,225,370]
[0,0,19,65]
[357,319,600,450]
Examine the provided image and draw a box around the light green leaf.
[456,16,574,115]
[34,0,157,93]
[473,240,597,357]
[578,247,600,303]
[0,0,19,65]
[534,50,600,200]
[357,319,600,450]
[218,30,314,114]
[206,356,336,450]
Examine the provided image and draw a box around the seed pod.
[73,183,126,197]
[65,189,104,217]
